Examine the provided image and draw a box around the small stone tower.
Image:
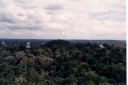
[99,44,105,49]
[2,41,7,47]
[26,41,31,49]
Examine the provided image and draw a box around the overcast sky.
[0,0,126,40]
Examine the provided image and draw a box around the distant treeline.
[0,39,126,45]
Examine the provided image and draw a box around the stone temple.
[26,41,31,49]
[2,41,7,47]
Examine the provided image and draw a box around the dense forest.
[0,40,126,85]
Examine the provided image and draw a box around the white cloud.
[0,0,126,40]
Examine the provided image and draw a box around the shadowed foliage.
[0,40,126,85]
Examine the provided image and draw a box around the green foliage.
[0,40,126,85]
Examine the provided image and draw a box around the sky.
[0,0,126,40]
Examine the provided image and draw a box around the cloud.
[45,4,63,11]
[0,0,126,40]
[89,11,126,22]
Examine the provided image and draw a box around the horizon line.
[0,38,126,41]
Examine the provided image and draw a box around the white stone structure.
[99,44,105,48]
[2,41,7,47]
[26,41,31,49]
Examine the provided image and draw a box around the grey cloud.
[7,24,42,30]
[89,11,126,22]
[0,17,42,31]
[0,13,17,23]
[45,4,63,11]
[0,9,43,30]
